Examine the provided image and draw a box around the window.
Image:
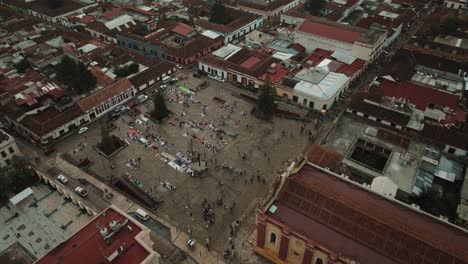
[303,98,308,105]
[292,96,298,102]
[5,159,11,166]
[309,101,314,108]
[315,258,323,264]
[269,232,277,244]
[1,151,6,158]
[322,104,327,110]
[8,147,14,154]
[448,147,456,154]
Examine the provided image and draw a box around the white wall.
[294,31,353,54]
[226,17,264,43]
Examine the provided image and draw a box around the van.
[137,94,149,103]
[162,76,171,84]
[135,209,149,220]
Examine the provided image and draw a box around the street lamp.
[28,242,37,255]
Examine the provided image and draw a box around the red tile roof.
[379,79,459,111]
[79,78,133,112]
[268,164,468,264]
[305,48,365,77]
[298,19,363,43]
[90,67,115,87]
[171,23,195,36]
[421,123,468,151]
[36,208,151,264]
[101,7,123,19]
[307,144,344,173]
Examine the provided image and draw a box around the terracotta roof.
[268,164,468,264]
[2,103,84,137]
[421,123,468,151]
[237,0,297,11]
[379,80,459,111]
[307,144,344,173]
[90,67,115,87]
[171,23,195,36]
[8,0,86,17]
[298,19,364,44]
[36,208,150,264]
[79,78,133,112]
[348,92,411,126]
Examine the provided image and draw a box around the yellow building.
[253,161,468,264]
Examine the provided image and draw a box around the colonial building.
[230,0,303,20]
[78,78,136,121]
[0,129,21,167]
[279,17,386,61]
[117,22,224,66]
[254,161,468,263]
[195,8,263,43]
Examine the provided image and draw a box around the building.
[117,22,224,66]
[0,129,21,167]
[283,17,386,61]
[78,78,136,121]
[231,0,302,20]
[443,0,467,9]
[254,161,468,263]
[36,206,159,264]
[198,44,279,89]
[281,0,363,23]
[195,8,263,43]
[0,0,97,28]
[458,170,468,221]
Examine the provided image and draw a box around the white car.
[57,174,68,184]
[78,127,88,134]
[159,85,167,90]
[75,186,88,197]
[176,64,183,70]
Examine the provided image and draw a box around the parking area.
[53,73,315,253]
[0,185,93,261]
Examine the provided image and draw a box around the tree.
[48,0,63,9]
[439,16,459,35]
[306,0,325,16]
[15,58,30,73]
[0,156,34,199]
[151,91,170,121]
[209,1,227,24]
[412,187,458,220]
[55,56,96,94]
[255,78,276,121]
[114,63,140,77]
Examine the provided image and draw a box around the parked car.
[135,208,149,220]
[176,64,183,70]
[217,76,225,82]
[159,85,167,90]
[75,187,88,197]
[78,127,88,134]
[57,174,68,184]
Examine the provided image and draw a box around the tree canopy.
[114,63,139,77]
[55,56,96,94]
[255,78,276,121]
[439,16,459,36]
[209,1,228,24]
[15,58,30,73]
[306,0,325,16]
[412,187,458,221]
[0,156,36,199]
[151,91,170,122]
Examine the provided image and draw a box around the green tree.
[15,58,30,73]
[255,78,276,121]
[306,0,325,16]
[439,16,459,35]
[412,187,458,220]
[151,91,170,121]
[114,63,139,77]
[0,156,34,199]
[55,56,96,94]
[48,0,63,9]
[209,1,227,24]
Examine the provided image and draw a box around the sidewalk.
[53,155,225,264]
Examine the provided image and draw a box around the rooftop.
[9,0,88,17]
[195,8,259,34]
[36,207,153,264]
[237,0,298,11]
[78,78,133,112]
[267,163,468,263]
[378,79,460,111]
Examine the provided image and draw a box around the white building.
[230,0,303,20]
[443,0,467,9]
[0,129,22,167]
[291,66,349,110]
[288,18,386,61]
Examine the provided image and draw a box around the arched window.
[269,232,277,244]
[315,258,323,264]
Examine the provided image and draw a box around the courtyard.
[53,74,315,254]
